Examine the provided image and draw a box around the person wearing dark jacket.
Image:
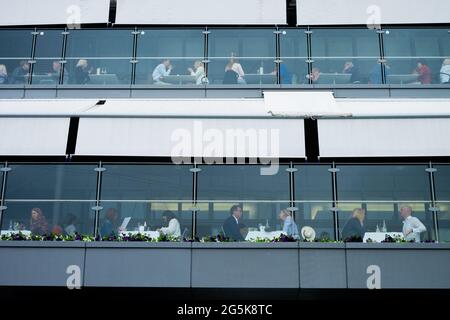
[222,205,245,241]
[342,208,366,242]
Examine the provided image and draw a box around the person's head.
[52,61,61,72]
[20,60,30,71]
[162,59,171,68]
[0,64,7,76]
[105,208,118,222]
[311,67,320,75]
[443,58,450,66]
[31,208,44,221]
[194,61,203,69]
[76,59,88,69]
[399,205,413,220]
[162,210,176,223]
[344,61,354,69]
[230,205,243,220]
[352,208,366,223]
[417,59,427,68]
[279,209,293,221]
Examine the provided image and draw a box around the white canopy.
[115,0,287,25]
[0,0,110,26]
[296,0,450,25]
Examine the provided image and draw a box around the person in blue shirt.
[369,62,390,84]
[279,209,299,239]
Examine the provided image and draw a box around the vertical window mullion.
[427,162,440,242]
[0,162,10,231]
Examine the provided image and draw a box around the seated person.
[64,213,77,236]
[343,61,361,83]
[0,64,8,84]
[157,210,181,238]
[440,59,450,84]
[152,59,172,84]
[341,208,366,242]
[271,63,292,84]
[73,59,90,84]
[399,205,426,242]
[306,67,321,84]
[49,61,68,83]
[30,207,49,235]
[225,54,245,84]
[413,60,432,84]
[100,208,121,237]
[10,60,30,84]
[222,205,245,241]
[188,61,207,85]
[279,209,299,239]
[369,62,390,84]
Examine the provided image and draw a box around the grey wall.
[1,242,450,289]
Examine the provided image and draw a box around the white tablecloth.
[1,230,31,236]
[363,232,404,243]
[120,231,160,238]
[245,231,284,241]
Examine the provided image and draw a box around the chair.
[181,227,189,239]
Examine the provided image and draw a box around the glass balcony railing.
[0,162,449,243]
[2,27,447,87]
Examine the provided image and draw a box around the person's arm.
[160,219,177,236]
[236,64,245,77]
[411,217,426,234]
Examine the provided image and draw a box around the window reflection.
[0,29,33,85]
[135,29,204,85]
[279,29,308,85]
[383,28,450,85]
[310,28,381,85]
[64,29,134,85]
[208,29,277,85]
[31,30,65,85]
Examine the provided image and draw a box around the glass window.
[208,28,277,85]
[338,202,435,242]
[336,165,431,201]
[293,165,334,241]
[336,165,433,242]
[63,29,134,85]
[31,29,65,85]
[434,165,450,242]
[383,28,450,85]
[196,165,290,240]
[1,164,98,236]
[0,29,33,85]
[5,164,98,200]
[98,164,193,240]
[135,29,204,85]
[310,28,381,85]
[432,165,450,201]
[279,28,308,85]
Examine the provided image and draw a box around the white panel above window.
[76,118,305,159]
[297,0,450,25]
[0,118,69,155]
[116,0,286,25]
[318,119,450,158]
[0,0,110,26]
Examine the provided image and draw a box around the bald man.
[400,205,426,242]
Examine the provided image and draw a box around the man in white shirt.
[152,59,172,84]
[400,205,426,242]
[158,210,181,238]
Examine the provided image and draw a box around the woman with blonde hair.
[440,58,450,84]
[0,64,8,84]
[188,60,207,85]
[279,209,299,239]
[73,59,90,84]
